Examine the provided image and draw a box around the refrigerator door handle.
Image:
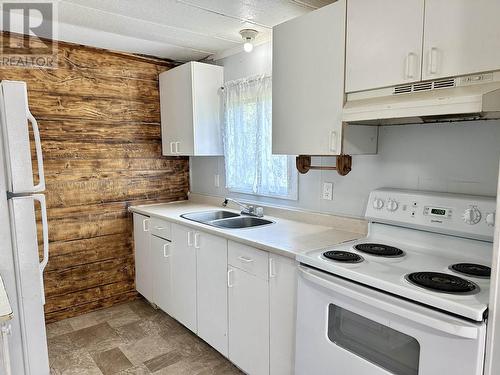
[32,194,48,305]
[27,112,45,192]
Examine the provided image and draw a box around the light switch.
[322,182,333,200]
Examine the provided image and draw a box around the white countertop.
[0,276,12,322]
[130,199,366,258]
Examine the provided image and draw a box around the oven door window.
[328,304,420,375]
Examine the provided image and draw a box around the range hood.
[343,71,500,125]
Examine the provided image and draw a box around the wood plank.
[43,158,181,177]
[0,69,160,100]
[46,233,132,262]
[28,93,160,122]
[45,291,139,324]
[37,120,161,142]
[36,141,165,159]
[45,173,188,208]
[44,280,136,314]
[44,256,135,298]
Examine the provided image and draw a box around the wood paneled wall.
[0,33,189,323]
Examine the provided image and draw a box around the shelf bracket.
[296,154,352,176]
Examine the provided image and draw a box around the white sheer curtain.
[222,75,297,199]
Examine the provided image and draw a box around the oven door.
[295,266,486,375]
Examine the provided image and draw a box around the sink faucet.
[222,198,264,218]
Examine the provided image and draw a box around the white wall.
[191,42,500,218]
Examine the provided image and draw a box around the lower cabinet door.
[197,232,228,356]
[270,255,297,375]
[151,235,173,316]
[228,266,269,375]
[133,214,152,302]
[171,224,197,333]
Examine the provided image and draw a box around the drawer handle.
[155,226,165,230]
[238,256,254,263]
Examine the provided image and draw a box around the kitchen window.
[222,75,297,200]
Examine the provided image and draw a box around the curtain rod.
[220,74,271,90]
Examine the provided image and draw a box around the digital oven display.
[430,208,447,216]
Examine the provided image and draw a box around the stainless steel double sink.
[181,210,274,229]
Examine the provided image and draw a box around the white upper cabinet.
[272,0,346,156]
[346,0,500,92]
[422,0,500,80]
[159,61,223,156]
[345,0,424,93]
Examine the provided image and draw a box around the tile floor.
[47,299,243,375]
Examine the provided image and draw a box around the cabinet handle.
[405,52,416,79]
[194,232,200,249]
[238,256,253,263]
[269,257,276,278]
[163,243,171,258]
[187,231,194,247]
[143,219,150,232]
[175,142,180,154]
[227,269,234,288]
[429,47,439,75]
[329,131,337,153]
[170,142,175,154]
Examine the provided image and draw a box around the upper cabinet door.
[345,0,424,92]
[272,1,346,156]
[422,0,500,80]
[159,63,194,156]
[159,62,223,156]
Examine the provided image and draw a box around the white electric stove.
[295,188,496,375]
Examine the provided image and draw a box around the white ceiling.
[53,0,334,62]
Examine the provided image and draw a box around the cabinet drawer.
[150,218,171,240]
[228,241,268,280]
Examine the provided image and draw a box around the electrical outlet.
[322,182,333,200]
[214,174,220,188]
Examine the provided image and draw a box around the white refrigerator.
[0,81,50,374]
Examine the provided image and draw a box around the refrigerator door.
[8,195,49,374]
[0,81,45,194]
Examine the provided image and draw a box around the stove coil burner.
[323,251,363,263]
[406,272,478,294]
[354,243,404,258]
[450,263,491,278]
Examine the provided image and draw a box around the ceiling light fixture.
[240,29,258,53]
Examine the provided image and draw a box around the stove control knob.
[463,206,481,225]
[373,198,384,210]
[486,212,496,227]
[386,199,399,212]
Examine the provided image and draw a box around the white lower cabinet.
[196,231,228,356]
[133,213,152,302]
[133,216,298,374]
[228,265,270,375]
[151,235,173,316]
[170,224,198,333]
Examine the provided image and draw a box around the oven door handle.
[299,266,481,339]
